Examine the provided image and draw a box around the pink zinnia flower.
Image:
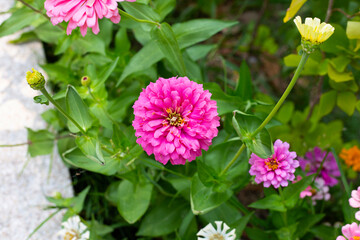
[349,187,360,221]
[299,177,330,205]
[249,139,299,188]
[132,77,220,165]
[299,147,340,187]
[44,0,135,36]
[337,222,360,240]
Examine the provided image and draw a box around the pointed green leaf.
[121,2,161,22]
[66,85,92,133]
[75,136,105,165]
[27,128,55,157]
[249,194,286,212]
[235,61,253,101]
[151,23,186,76]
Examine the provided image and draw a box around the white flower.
[312,178,331,205]
[294,16,334,44]
[197,221,236,240]
[57,216,90,240]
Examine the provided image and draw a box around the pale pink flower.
[297,177,331,205]
[337,222,360,240]
[132,77,220,165]
[249,139,299,188]
[349,187,360,221]
[44,0,136,36]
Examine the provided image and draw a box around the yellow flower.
[26,68,45,90]
[294,16,334,44]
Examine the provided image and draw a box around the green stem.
[332,147,351,196]
[118,9,160,26]
[278,187,288,227]
[219,144,246,176]
[41,88,87,135]
[310,151,329,186]
[220,52,309,176]
[251,52,309,137]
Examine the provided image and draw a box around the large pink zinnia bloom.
[337,222,360,240]
[44,0,135,36]
[249,139,299,188]
[132,77,220,165]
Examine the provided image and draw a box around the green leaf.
[337,91,357,116]
[346,21,360,39]
[310,225,337,239]
[0,7,40,37]
[249,194,286,212]
[186,44,217,61]
[203,83,245,115]
[153,0,176,21]
[275,224,298,240]
[178,210,197,240]
[233,113,273,158]
[72,34,106,55]
[121,2,161,22]
[105,181,121,205]
[34,22,65,44]
[72,186,91,213]
[66,85,92,133]
[92,57,120,90]
[328,56,351,73]
[276,102,294,124]
[151,23,186,76]
[115,28,131,54]
[117,41,162,85]
[190,173,233,215]
[33,95,49,105]
[173,19,238,49]
[317,90,336,118]
[328,64,354,83]
[117,179,153,224]
[283,174,314,206]
[294,214,324,238]
[75,136,105,165]
[356,100,360,113]
[234,212,254,237]
[235,61,253,101]
[63,147,119,175]
[320,24,349,54]
[137,199,187,237]
[27,128,55,157]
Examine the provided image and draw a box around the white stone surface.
[0,1,73,239]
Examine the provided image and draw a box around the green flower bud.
[81,76,91,87]
[26,68,45,90]
[301,39,319,54]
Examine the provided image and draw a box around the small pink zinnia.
[249,139,299,188]
[44,0,135,36]
[349,187,360,221]
[132,77,220,165]
[299,177,330,205]
[337,222,360,240]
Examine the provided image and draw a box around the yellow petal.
[283,0,307,23]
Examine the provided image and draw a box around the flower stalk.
[40,88,87,135]
[220,52,309,177]
[118,9,160,27]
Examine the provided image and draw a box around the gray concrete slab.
[0,1,73,239]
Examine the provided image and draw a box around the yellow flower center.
[64,231,79,240]
[209,233,225,240]
[165,108,184,127]
[265,158,279,170]
[353,236,360,240]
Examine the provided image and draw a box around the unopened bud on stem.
[81,76,91,87]
[26,68,45,90]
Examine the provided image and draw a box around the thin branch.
[332,8,360,19]
[325,0,334,22]
[0,134,73,148]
